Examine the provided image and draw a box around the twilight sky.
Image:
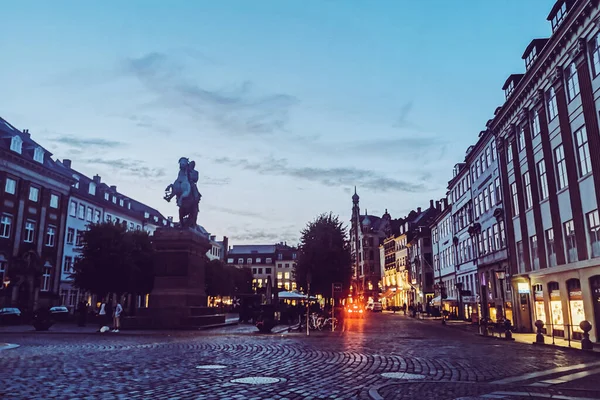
[1,0,554,245]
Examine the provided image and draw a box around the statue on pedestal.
[164,157,202,229]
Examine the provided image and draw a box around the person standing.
[112,301,123,333]
[98,300,107,331]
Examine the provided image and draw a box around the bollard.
[504,319,512,340]
[580,320,593,351]
[535,320,545,344]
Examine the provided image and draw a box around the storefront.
[533,284,547,334]
[548,282,564,337]
[567,279,585,340]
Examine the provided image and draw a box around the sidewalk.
[0,317,240,335]
[412,315,600,354]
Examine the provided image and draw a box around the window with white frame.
[119,199,124,207]
[77,204,85,219]
[10,136,22,153]
[0,215,12,238]
[487,227,494,252]
[483,188,490,214]
[94,209,101,223]
[546,228,557,267]
[63,256,73,273]
[86,207,93,222]
[537,160,549,200]
[0,256,7,288]
[517,241,525,271]
[491,140,497,161]
[88,182,96,195]
[29,186,39,202]
[69,201,77,217]
[531,109,541,137]
[66,228,74,244]
[247,258,253,265]
[565,63,580,101]
[75,230,83,246]
[4,177,16,195]
[104,192,109,201]
[588,210,600,258]
[266,258,272,264]
[24,221,35,243]
[507,145,514,163]
[575,126,592,177]
[547,87,558,121]
[112,196,117,204]
[551,1,566,31]
[495,177,502,203]
[41,262,52,291]
[555,145,568,190]
[45,226,56,247]
[499,223,506,248]
[564,220,577,263]
[523,172,533,209]
[49,194,59,209]
[591,34,600,77]
[510,182,519,217]
[518,128,526,152]
[33,147,44,163]
[485,147,491,167]
[493,224,500,250]
[530,235,539,270]
[68,289,79,306]
[238,258,243,264]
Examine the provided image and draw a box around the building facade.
[431,197,457,315]
[491,0,600,341]
[227,245,276,290]
[349,189,391,303]
[275,243,298,291]
[465,131,511,325]
[0,117,73,312]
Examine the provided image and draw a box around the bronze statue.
[164,157,201,228]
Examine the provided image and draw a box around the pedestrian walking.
[98,300,107,331]
[112,301,123,332]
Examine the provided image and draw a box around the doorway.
[590,276,600,342]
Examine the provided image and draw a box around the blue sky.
[1,0,555,244]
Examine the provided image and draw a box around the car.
[49,306,70,322]
[0,307,22,325]
[366,302,383,312]
[345,303,364,318]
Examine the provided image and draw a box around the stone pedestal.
[124,227,225,329]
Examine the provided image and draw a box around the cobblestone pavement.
[1,313,599,399]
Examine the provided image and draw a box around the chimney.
[435,200,441,211]
[23,129,30,137]
[167,216,173,222]
[63,159,72,169]
[93,175,101,184]
[223,236,229,260]
[417,207,422,213]
[110,185,117,192]
[429,199,434,209]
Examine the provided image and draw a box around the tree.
[295,213,352,296]
[72,222,155,298]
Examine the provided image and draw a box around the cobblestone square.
[2,314,599,399]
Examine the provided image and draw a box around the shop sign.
[517,282,530,294]
[462,295,477,303]
[568,290,582,300]
[534,291,544,301]
[550,290,561,301]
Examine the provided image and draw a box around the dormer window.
[551,1,567,32]
[127,202,131,210]
[112,196,117,204]
[119,199,124,207]
[10,136,22,154]
[525,46,537,68]
[104,192,109,201]
[144,212,150,218]
[504,81,514,99]
[33,147,44,163]
[72,175,80,189]
[88,182,96,195]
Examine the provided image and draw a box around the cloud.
[393,101,423,131]
[127,115,171,135]
[49,136,125,149]
[123,52,298,135]
[213,156,426,193]
[205,204,265,219]
[229,228,298,244]
[199,176,231,186]
[83,157,166,179]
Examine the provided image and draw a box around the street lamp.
[2,278,9,289]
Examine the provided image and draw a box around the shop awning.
[430,296,457,306]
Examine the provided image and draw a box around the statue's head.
[178,157,189,168]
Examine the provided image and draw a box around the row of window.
[453,203,473,233]
[69,200,101,223]
[511,125,592,217]
[251,267,272,275]
[474,178,502,219]
[470,141,497,184]
[3,178,60,208]
[276,272,292,280]
[516,210,600,271]
[477,223,507,257]
[0,215,57,246]
[8,136,46,164]
[0,257,53,292]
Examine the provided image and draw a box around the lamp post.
[306,270,312,337]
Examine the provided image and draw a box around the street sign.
[332,283,342,293]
